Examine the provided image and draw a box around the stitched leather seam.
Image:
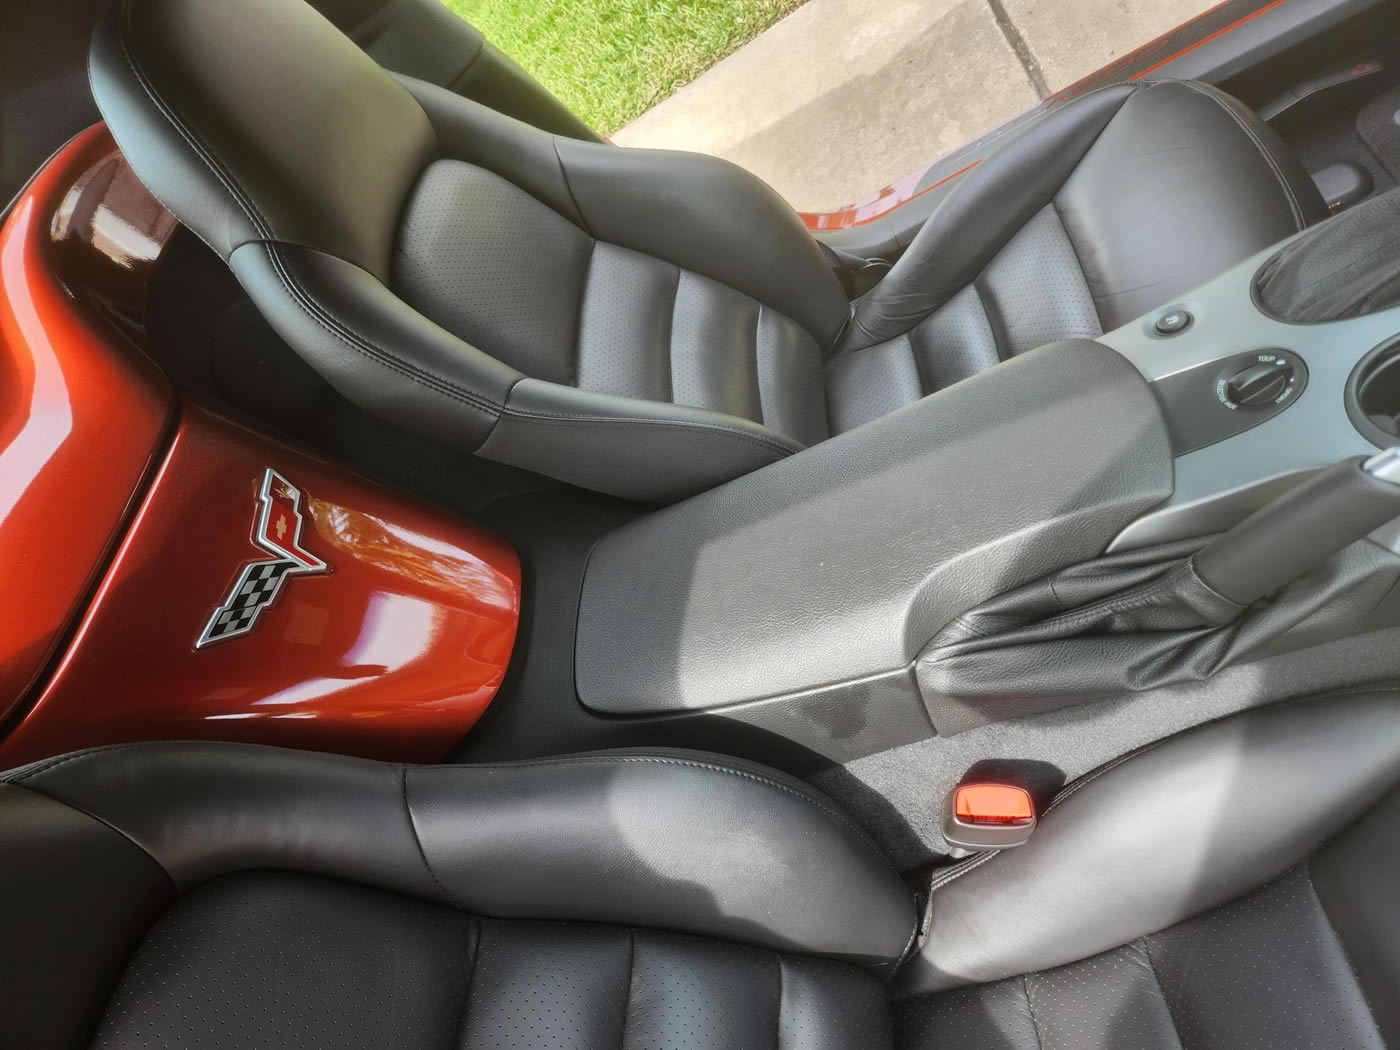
[114,0,273,242]
[568,238,598,387]
[114,4,511,428]
[995,561,1205,640]
[500,403,801,456]
[261,244,502,419]
[2,740,159,783]
[2,781,179,893]
[4,743,883,859]
[662,264,681,403]
[1178,81,1305,231]
[1049,197,1105,332]
[550,137,593,235]
[1136,936,1186,1050]
[752,303,769,429]
[1306,868,1389,1041]
[1046,679,1400,817]
[448,916,482,1043]
[926,849,1000,894]
[895,904,924,971]
[1021,973,1046,1050]
[773,950,785,1048]
[449,753,889,859]
[619,929,637,1043]
[1044,748,1142,815]
[399,763,467,910]
[928,681,1400,903]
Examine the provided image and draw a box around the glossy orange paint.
[0,126,175,721]
[0,406,522,766]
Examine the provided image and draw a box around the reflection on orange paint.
[0,126,174,719]
[1,407,522,765]
[0,125,522,765]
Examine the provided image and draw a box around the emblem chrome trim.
[195,468,328,648]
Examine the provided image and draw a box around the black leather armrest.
[575,340,1173,726]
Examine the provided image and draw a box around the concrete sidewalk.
[612,0,1220,211]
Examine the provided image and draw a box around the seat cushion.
[92,871,893,1050]
[0,742,915,1049]
[894,855,1389,1050]
[827,80,1327,432]
[890,687,1400,1048]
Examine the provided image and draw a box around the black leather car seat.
[90,0,1325,503]
[5,688,1400,1049]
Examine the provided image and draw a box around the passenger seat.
[5,688,1400,1048]
[90,0,1326,502]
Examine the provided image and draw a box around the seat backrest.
[90,0,851,502]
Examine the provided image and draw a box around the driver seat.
[90,0,1325,502]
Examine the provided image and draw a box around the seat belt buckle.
[942,783,1037,850]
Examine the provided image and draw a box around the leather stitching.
[447,916,482,1043]
[1177,81,1306,231]
[1049,197,1104,332]
[926,848,1000,894]
[1021,974,1046,1050]
[550,137,593,235]
[114,0,274,242]
[773,951,785,1047]
[924,680,1400,901]
[1136,936,1186,1049]
[4,743,883,858]
[500,402,802,456]
[399,763,468,910]
[568,238,598,387]
[1043,748,1140,815]
[261,244,502,419]
[1,781,179,893]
[114,3,511,430]
[1,740,158,783]
[447,752,890,860]
[618,929,637,1043]
[752,303,769,429]
[1306,868,1389,1042]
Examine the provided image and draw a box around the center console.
[1102,198,1400,552]
[571,191,1400,760]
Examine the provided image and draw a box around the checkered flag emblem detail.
[201,560,300,643]
[196,468,329,648]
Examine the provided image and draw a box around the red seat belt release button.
[943,783,1037,850]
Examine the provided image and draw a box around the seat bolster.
[406,748,918,972]
[843,84,1136,351]
[5,742,917,973]
[230,242,517,451]
[554,136,850,347]
[1311,787,1400,1046]
[396,74,586,223]
[0,784,173,1050]
[90,0,435,276]
[1055,79,1327,329]
[478,378,802,503]
[5,742,444,902]
[88,0,258,259]
[895,688,1400,997]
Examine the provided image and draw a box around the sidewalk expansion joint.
[984,0,1050,98]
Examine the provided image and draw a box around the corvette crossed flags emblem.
[195,468,329,648]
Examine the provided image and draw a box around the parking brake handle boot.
[1192,449,1400,607]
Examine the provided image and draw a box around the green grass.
[446,0,807,134]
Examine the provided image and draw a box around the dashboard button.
[1154,309,1193,336]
